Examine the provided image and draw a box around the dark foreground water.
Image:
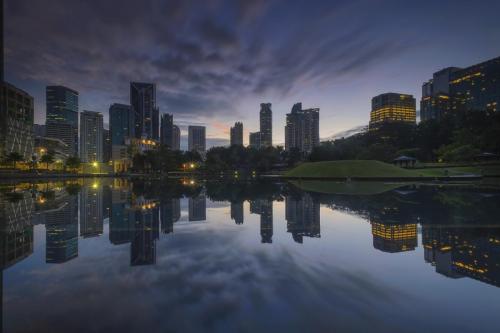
[1,178,499,333]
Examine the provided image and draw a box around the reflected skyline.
[1,179,500,332]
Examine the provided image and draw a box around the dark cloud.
[5,0,421,124]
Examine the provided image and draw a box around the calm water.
[1,178,499,333]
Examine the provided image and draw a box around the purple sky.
[5,0,500,146]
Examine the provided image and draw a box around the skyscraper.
[103,129,111,163]
[259,103,272,148]
[79,182,104,238]
[260,200,273,243]
[109,103,134,145]
[160,113,174,148]
[130,82,158,140]
[249,132,261,149]
[172,125,181,151]
[231,202,244,225]
[0,83,34,160]
[188,126,206,155]
[230,122,243,146]
[45,195,78,263]
[284,103,320,153]
[285,193,320,243]
[369,93,416,129]
[46,86,79,156]
[160,198,180,234]
[189,194,206,221]
[80,111,104,163]
[421,56,500,121]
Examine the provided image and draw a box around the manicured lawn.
[284,160,499,178]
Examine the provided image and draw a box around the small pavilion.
[393,156,417,168]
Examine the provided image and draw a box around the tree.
[40,153,54,170]
[4,151,24,169]
[65,156,81,172]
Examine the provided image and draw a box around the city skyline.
[5,0,500,146]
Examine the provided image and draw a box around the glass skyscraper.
[109,103,134,145]
[130,82,159,140]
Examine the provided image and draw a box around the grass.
[285,160,499,179]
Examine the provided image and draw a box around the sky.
[5,0,500,147]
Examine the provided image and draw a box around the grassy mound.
[285,160,418,178]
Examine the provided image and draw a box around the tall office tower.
[79,182,104,238]
[260,200,273,243]
[80,111,104,163]
[188,126,206,155]
[249,132,261,149]
[231,202,244,225]
[109,183,133,245]
[285,194,320,243]
[284,103,320,153]
[369,93,416,129]
[189,194,206,221]
[160,113,174,148]
[259,103,272,147]
[103,129,111,163]
[172,125,181,151]
[371,221,417,253]
[230,122,243,146]
[0,83,34,160]
[160,198,180,234]
[420,67,460,121]
[130,82,158,140]
[421,56,500,121]
[46,86,79,156]
[109,103,134,145]
[45,195,78,263]
[131,201,160,266]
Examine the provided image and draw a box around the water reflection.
[0,179,499,331]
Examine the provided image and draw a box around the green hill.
[284,160,487,179]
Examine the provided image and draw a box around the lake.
[1,178,499,333]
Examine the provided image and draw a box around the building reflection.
[422,225,500,287]
[250,199,273,243]
[130,197,159,266]
[285,194,320,243]
[109,180,133,245]
[230,202,244,225]
[79,181,104,238]
[371,221,418,253]
[189,194,206,221]
[160,198,180,234]
[45,194,79,263]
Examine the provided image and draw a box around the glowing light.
[92,162,98,167]
[190,163,195,168]
[92,182,99,189]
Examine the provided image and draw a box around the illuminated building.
[0,82,34,160]
[34,136,69,162]
[188,126,206,155]
[369,93,416,128]
[371,221,417,253]
[125,137,159,156]
[249,131,261,149]
[285,194,320,243]
[230,122,243,146]
[230,202,244,225]
[45,85,79,157]
[259,103,272,148]
[130,82,159,140]
[420,56,500,121]
[284,103,320,153]
[80,111,104,163]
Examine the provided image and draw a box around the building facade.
[259,103,272,148]
[284,103,320,153]
[160,113,174,148]
[188,126,206,155]
[0,82,34,160]
[369,93,416,128]
[230,122,243,146]
[249,131,261,149]
[80,111,104,163]
[103,129,111,163]
[172,125,180,151]
[130,82,159,140]
[46,86,79,156]
[109,103,134,145]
